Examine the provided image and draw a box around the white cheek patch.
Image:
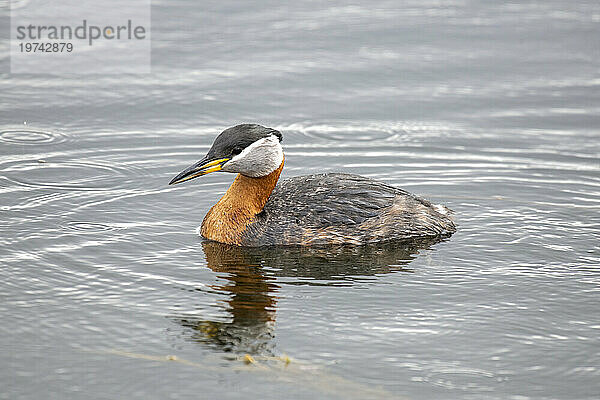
[221,135,283,177]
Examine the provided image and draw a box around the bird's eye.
[231,146,243,156]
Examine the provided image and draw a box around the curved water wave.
[1,159,150,191]
[0,129,68,145]
[0,191,85,212]
[59,221,125,234]
[276,121,458,144]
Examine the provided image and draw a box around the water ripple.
[1,159,150,191]
[276,121,457,144]
[0,129,68,145]
[59,221,125,234]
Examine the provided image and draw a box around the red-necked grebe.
[169,124,456,246]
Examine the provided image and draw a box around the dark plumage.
[242,173,455,246]
[206,124,282,160]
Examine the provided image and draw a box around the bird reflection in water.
[171,237,447,355]
[176,243,280,355]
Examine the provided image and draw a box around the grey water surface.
[1,1,599,399]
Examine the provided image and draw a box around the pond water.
[1,1,599,399]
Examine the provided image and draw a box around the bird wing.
[262,173,409,226]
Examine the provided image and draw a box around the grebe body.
[170,124,456,246]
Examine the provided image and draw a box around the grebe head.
[169,124,283,185]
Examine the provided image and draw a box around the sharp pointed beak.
[169,156,230,185]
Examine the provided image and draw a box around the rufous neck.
[201,158,284,245]
[226,158,284,213]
